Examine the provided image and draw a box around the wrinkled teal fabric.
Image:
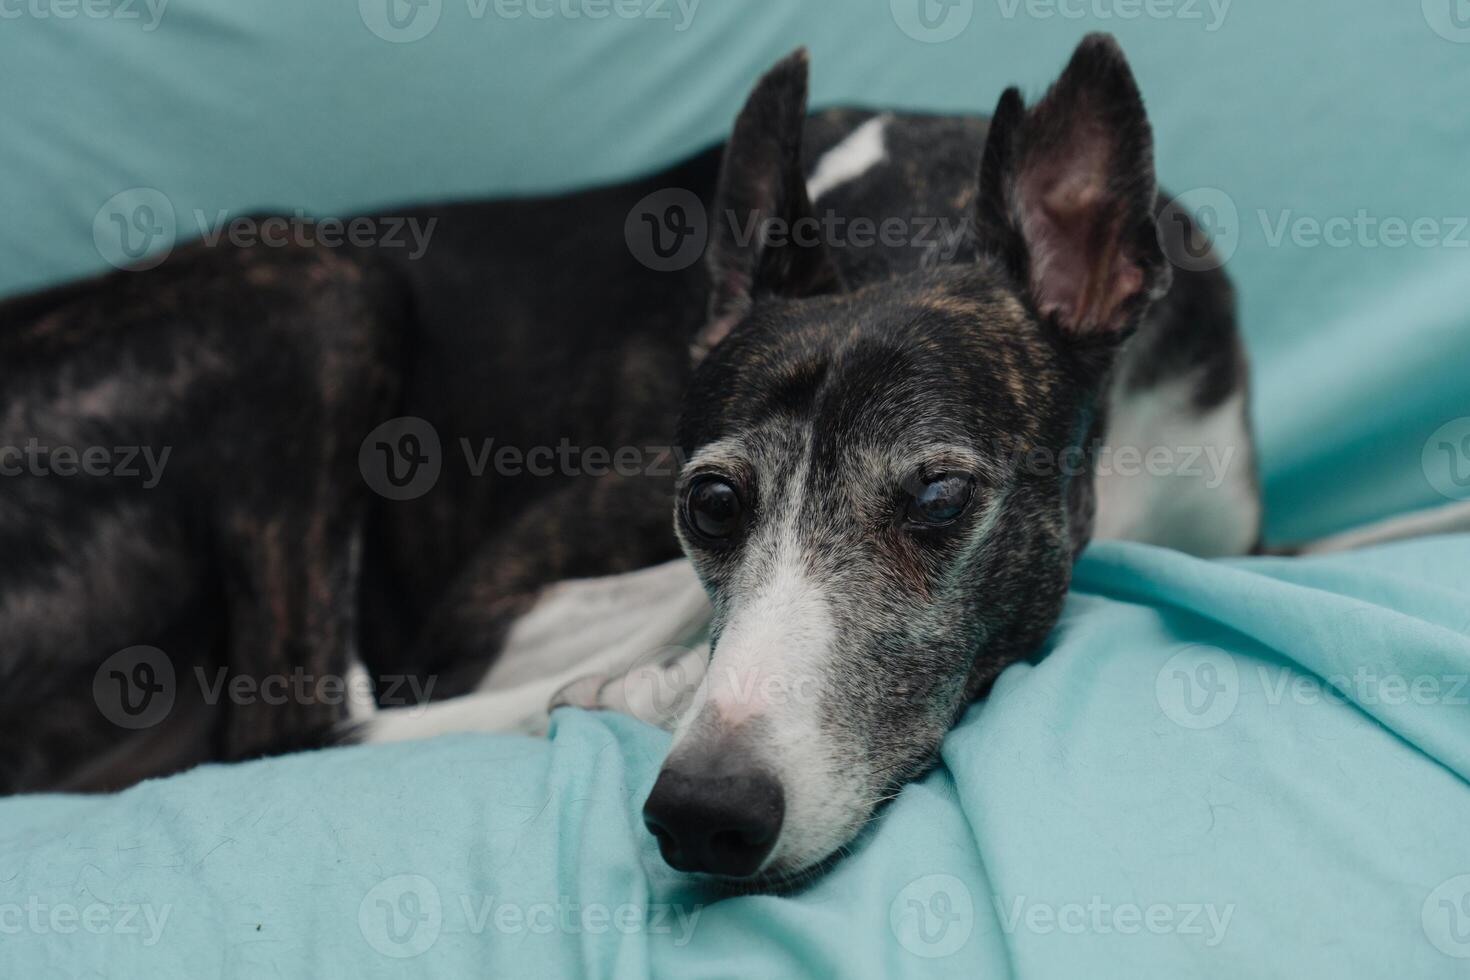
[3,1,1469,977]
[3,539,1469,977]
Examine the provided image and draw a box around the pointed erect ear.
[697,48,843,358]
[975,33,1170,342]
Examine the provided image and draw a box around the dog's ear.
[975,33,1169,343]
[697,48,843,359]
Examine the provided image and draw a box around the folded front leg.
[347,559,711,742]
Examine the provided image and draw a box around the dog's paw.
[548,644,708,731]
[548,672,609,712]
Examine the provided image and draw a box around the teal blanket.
[5,540,1470,977]
[3,1,1469,977]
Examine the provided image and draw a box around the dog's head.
[643,35,1169,883]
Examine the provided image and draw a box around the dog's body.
[12,37,1452,884]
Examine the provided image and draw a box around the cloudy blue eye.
[904,473,975,527]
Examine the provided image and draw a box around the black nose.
[642,761,784,877]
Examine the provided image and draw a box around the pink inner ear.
[1017,138,1145,336]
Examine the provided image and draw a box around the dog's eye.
[904,473,975,527]
[685,476,744,541]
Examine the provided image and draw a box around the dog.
[3,35,1465,886]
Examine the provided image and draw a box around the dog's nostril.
[642,765,784,878]
[644,819,682,867]
[707,825,775,869]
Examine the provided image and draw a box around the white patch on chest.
[479,558,706,692]
[805,115,889,202]
[354,559,710,742]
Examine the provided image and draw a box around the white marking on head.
[670,425,871,873]
[805,115,889,202]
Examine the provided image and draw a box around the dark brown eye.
[685,476,743,541]
[904,473,975,527]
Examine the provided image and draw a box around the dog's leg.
[0,509,210,794]
[347,559,710,742]
[208,249,403,761]
[1284,499,1470,554]
[215,515,367,759]
[480,557,705,690]
[396,468,688,698]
